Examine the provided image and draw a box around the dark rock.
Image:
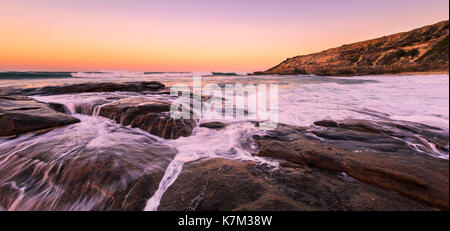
[0,182,21,209]
[73,99,112,115]
[97,97,196,139]
[0,127,177,210]
[158,158,434,211]
[314,120,338,127]
[0,96,80,137]
[313,119,448,153]
[252,120,449,210]
[199,122,227,129]
[47,102,71,114]
[0,81,167,96]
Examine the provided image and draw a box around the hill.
[257,20,449,76]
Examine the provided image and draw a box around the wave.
[70,71,218,78]
[71,71,195,78]
[210,72,240,76]
[0,72,73,80]
[0,71,248,80]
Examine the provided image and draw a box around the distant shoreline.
[257,20,449,77]
[250,70,449,77]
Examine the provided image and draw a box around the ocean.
[0,71,448,210]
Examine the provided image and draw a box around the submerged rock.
[47,102,71,114]
[0,124,177,211]
[159,158,434,211]
[0,134,176,210]
[199,121,227,130]
[0,96,80,137]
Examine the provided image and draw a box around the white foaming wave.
[70,71,214,78]
[144,123,278,211]
[277,76,449,131]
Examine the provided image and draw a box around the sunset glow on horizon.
[1,0,449,72]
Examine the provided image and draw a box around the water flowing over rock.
[158,119,448,211]
[1,77,448,211]
[0,115,177,210]
[0,96,80,137]
[3,81,197,140]
[253,120,449,210]
[158,158,434,211]
[46,102,71,114]
[94,97,197,140]
[199,121,227,130]
[40,95,198,140]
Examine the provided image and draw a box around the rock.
[47,102,71,114]
[253,120,449,210]
[258,20,449,76]
[314,120,338,128]
[158,158,434,211]
[199,122,227,129]
[0,127,177,211]
[0,182,21,209]
[97,97,196,139]
[0,96,80,137]
[1,81,167,96]
[73,98,113,115]
[312,119,449,152]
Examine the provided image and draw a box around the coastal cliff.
[258,20,449,76]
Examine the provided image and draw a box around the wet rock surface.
[0,96,80,137]
[0,119,177,211]
[159,119,448,211]
[159,158,434,211]
[311,119,449,154]
[47,102,71,114]
[0,81,167,96]
[199,121,227,130]
[0,80,198,140]
[97,97,197,139]
[254,120,449,210]
[1,79,448,211]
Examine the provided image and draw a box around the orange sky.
[0,0,449,72]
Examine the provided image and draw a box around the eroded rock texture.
[160,119,448,211]
[1,81,167,96]
[0,96,80,137]
[98,97,196,139]
[259,20,449,76]
[159,158,435,211]
[0,123,177,210]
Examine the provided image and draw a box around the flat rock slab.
[0,96,80,137]
[254,119,449,210]
[1,81,166,96]
[159,158,434,211]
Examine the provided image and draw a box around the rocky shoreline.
[160,120,448,211]
[0,95,81,137]
[0,81,448,211]
[256,20,449,76]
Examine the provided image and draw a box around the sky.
[0,0,449,72]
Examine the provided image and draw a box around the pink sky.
[0,0,448,72]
